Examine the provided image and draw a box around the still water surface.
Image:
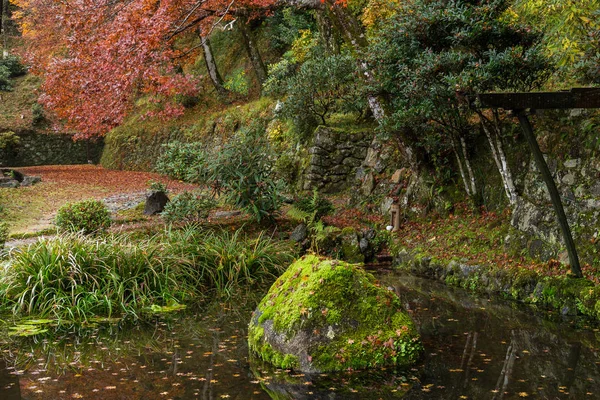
[0,271,599,399]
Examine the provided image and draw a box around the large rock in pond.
[248,255,422,373]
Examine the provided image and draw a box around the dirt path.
[1,165,197,235]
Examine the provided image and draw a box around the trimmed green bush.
[55,200,112,234]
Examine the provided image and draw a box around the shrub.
[156,125,285,223]
[264,50,364,128]
[161,191,216,223]
[0,131,20,150]
[0,56,27,91]
[148,180,168,193]
[211,127,286,223]
[224,68,249,96]
[31,103,45,125]
[55,200,112,234]
[155,141,208,183]
[0,55,27,77]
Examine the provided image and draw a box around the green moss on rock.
[248,255,422,372]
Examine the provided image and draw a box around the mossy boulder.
[248,255,422,373]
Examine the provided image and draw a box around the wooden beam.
[477,88,600,110]
[516,111,582,278]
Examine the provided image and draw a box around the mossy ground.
[249,255,422,372]
[0,74,41,132]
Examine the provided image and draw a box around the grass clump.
[55,199,112,235]
[0,225,295,323]
[0,234,194,322]
[161,224,295,296]
[0,221,8,248]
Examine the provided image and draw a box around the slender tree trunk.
[477,110,518,205]
[461,136,477,196]
[1,0,9,58]
[237,17,267,87]
[326,2,418,169]
[452,135,477,198]
[200,34,228,97]
[454,143,472,197]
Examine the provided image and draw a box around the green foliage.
[0,66,12,91]
[0,221,8,248]
[512,0,599,75]
[55,200,112,235]
[155,141,208,183]
[368,0,552,178]
[288,190,338,254]
[31,103,45,125]
[148,180,168,193]
[211,127,286,223]
[161,191,216,223]
[162,225,295,296]
[266,8,317,53]
[578,18,600,84]
[0,225,294,322]
[0,56,27,91]
[293,189,334,221]
[264,48,364,135]
[0,55,27,77]
[156,125,285,223]
[0,131,20,150]
[224,68,249,96]
[0,234,197,321]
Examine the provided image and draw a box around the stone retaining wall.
[303,126,372,193]
[0,130,103,167]
[394,248,600,320]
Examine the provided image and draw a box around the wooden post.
[516,110,582,278]
[390,203,401,232]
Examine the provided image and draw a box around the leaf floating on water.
[22,319,54,325]
[8,324,48,337]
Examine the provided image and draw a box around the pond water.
[1,271,600,399]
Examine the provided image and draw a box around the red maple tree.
[13,0,275,138]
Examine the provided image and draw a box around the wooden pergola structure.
[476,88,600,278]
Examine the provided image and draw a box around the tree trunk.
[200,34,228,97]
[452,135,477,199]
[1,0,8,58]
[477,110,518,206]
[461,136,477,196]
[315,10,339,54]
[237,17,267,87]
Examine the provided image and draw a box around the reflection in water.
[0,272,599,399]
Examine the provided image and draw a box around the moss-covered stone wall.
[100,98,275,171]
[394,248,600,321]
[0,130,104,167]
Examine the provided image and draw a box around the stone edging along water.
[392,248,600,321]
